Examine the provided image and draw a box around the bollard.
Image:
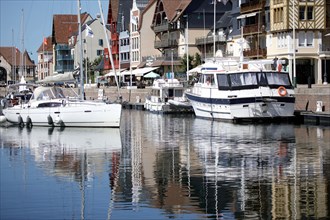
[316,101,323,112]
[308,76,312,88]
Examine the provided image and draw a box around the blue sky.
[0,0,109,62]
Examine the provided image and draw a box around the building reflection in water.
[0,110,329,219]
[119,110,329,219]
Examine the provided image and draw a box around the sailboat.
[2,0,122,128]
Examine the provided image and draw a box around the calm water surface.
[1,109,329,219]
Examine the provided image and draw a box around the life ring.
[277,86,287,96]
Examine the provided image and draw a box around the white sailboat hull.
[3,101,122,128]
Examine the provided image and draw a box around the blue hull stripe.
[185,93,295,105]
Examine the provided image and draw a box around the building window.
[277,32,287,48]
[307,6,313,20]
[299,6,314,20]
[97,50,103,56]
[273,8,284,23]
[299,6,305,20]
[298,31,313,47]
[99,39,103,47]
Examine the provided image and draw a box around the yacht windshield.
[216,71,293,90]
[264,72,292,87]
[34,87,65,100]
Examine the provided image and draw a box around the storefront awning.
[237,12,257,19]
[132,67,159,77]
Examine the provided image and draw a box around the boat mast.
[77,0,84,100]
[98,0,120,97]
[20,9,24,78]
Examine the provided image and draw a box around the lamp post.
[171,49,174,78]
[184,14,189,82]
[324,33,330,84]
[213,0,217,58]
[293,0,297,87]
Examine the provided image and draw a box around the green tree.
[181,53,194,72]
[83,56,102,83]
[193,53,202,67]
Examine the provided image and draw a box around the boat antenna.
[97,0,121,100]
[77,0,84,100]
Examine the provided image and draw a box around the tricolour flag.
[85,24,94,38]
[43,37,48,46]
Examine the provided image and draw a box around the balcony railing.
[154,39,178,49]
[318,44,330,55]
[56,54,73,61]
[55,44,70,50]
[243,48,267,58]
[274,0,284,4]
[153,22,173,33]
[240,0,266,13]
[195,35,227,45]
[243,23,265,35]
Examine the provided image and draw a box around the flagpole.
[43,37,44,80]
[77,0,84,100]
[85,34,88,86]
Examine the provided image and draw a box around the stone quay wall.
[294,85,330,112]
[1,84,329,112]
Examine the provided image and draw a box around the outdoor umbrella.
[144,71,160,78]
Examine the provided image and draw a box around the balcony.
[240,0,266,13]
[243,23,265,35]
[56,54,73,61]
[55,64,74,73]
[243,48,267,58]
[318,44,330,57]
[153,22,173,33]
[55,44,70,50]
[195,35,227,45]
[154,39,178,49]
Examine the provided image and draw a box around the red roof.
[37,36,53,52]
[0,47,35,66]
[52,13,89,44]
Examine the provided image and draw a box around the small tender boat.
[2,73,122,128]
[144,78,193,113]
[185,58,295,121]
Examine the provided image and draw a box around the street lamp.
[171,49,174,77]
[292,0,297,87]
[184,14,189,82]
[324,33,330,84]
[213,0,217,58]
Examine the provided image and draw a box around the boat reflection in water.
[1,110,329,219]
[0,125,122,219]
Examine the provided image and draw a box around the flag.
[43,37,48,46]
[85,24,94,38]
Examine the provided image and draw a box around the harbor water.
[1,109,329,219]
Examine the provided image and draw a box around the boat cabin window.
[229,72,258,90]
[265,72,292,88]
[35,87,65,100]
[217,74,229,90]
[151,89,160,97]
[257,72,268,86]
[174,89,183,97]
[199,74,215,85]
[216,71,292,90]
[53,87,65,98]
